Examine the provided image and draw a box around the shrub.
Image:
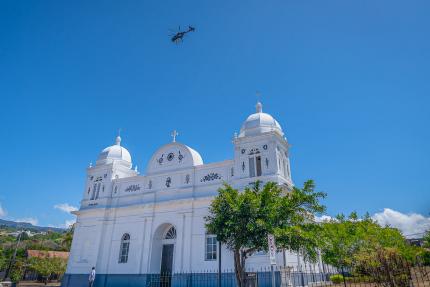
[420,250,430,266]
[330,274,344,284]
[354,247,411,287]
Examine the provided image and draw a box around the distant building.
[63,102,323,287]
[26,250,70,260]
[407,238,425,247]
[8,230,44,238]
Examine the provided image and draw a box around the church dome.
[146,141,203,175]
[239,102,284,138]
[96,136,132,168]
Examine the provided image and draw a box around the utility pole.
[3,230,23,281]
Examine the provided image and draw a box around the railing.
[144,263,429,287]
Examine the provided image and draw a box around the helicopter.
[170,26,195,44]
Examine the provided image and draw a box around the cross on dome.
[171,130,179,142]
[256,91,263,113]
[115,136,121,146]
[116,128,122,146]
[256,101,263,113]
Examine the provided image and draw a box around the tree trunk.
[241,250,247,286]
[234,249,246,287]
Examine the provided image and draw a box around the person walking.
[88,267,96,287]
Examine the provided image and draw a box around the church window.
[231,167,234,177]
[164,226,177,239]
[249,156,262,178]
[283,159,289,178]
[242,162,245,172]
[256,156,262,176]
[95,183,101,199]
[265,158,269,168]
[90,184,97,200]
[205,235,217,261]
[166,177,171,187]
[249,158,255,177]
[148,180,152,189]
[118,233,130,263]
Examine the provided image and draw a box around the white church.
[63,102,322,287]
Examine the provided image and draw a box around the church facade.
[63,102,313,287]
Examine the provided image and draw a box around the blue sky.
[0,0,429,234]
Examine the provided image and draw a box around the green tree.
[205,180,326,287]
[423,230,430,248]
[0,248,7,271]
[29,257,67,283]
[9,259,25,282]
[60,224,74,251]
[319,213,419,270]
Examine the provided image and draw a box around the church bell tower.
[233,101,292,187]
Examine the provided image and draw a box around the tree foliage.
[424,230,430,249]
[205,180,326,287]
[318,212,420,269]
[28,257,67,282]
[354,247,412,287]
[0,228,73,282]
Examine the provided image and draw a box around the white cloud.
[54,203,78,214]
[372,208,430,238]
[0,202,6,218]
[48,218,76,229]
[50,204,77,229]
[315,215,333,222]
[64,219,76,228]
[16,217,39,226]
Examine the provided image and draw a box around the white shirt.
[89,269,96,281]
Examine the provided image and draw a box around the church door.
[160,244,174,287]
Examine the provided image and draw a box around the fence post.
[218,241,222,287]
[271,265,276,287]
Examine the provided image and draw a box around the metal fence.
[143,264,429,287]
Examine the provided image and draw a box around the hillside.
[0,219,64,233]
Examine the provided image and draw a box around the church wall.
[66,214,105,274]
[106,213,146,274]
[66,104,309,287]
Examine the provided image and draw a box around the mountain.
[0,219,64,233]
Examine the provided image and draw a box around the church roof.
[96,136,132,168]
[146,142,203,175]
[239,102,284,138]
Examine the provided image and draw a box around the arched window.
[164,226,176,239]
[95,183,101,199]
[90,183,97,200]
[118,233,130,263]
